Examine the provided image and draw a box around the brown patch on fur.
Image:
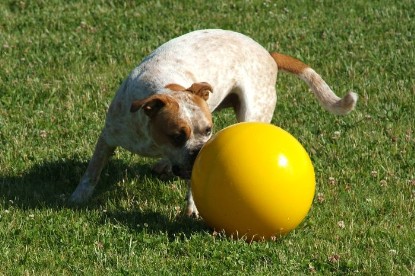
[270,52,309,75]
[131,94,192,147]
[165,82,213,101]
[130,94,176,116]
[186,82,213,101]
[165,83,186,91]
[149,100,191,147]
[189,93,213,124]
[130,99,146,113]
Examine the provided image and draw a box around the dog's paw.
[151,159,174,180]
[186,194,199,218]
[68,193,89,206]
[67,181,94,206]
[186,203,199,218]
[68,192,91,206]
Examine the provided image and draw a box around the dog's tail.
[270,52,357,115]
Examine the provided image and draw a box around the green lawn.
[1,0,414,274]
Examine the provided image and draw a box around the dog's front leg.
[186,180,199,217]
[69,133,115,205]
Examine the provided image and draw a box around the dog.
[69,29,357,216]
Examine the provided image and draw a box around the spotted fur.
[69,29,357,216]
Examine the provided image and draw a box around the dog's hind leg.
[69,132,116,205]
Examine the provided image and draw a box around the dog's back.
[127,29,278,112]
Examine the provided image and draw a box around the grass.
[1,0,414,274]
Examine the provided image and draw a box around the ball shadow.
[103,210,209,241]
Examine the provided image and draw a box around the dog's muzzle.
[171,147,201,179]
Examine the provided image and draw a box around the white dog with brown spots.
[69,29,357,216]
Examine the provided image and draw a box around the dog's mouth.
[171,165,192,179]
[170,147,202,179]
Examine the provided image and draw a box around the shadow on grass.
[0,158,151,209]
[0,158,209,238]
[104,210,209,241]
[1,158,85,208]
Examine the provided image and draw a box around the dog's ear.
[165,83,186,91]
[130,95,169,117]
[186,82,213,101]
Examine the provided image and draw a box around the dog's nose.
[172,165,181,176]
[189,148,201,163]
[171,148,202,179]
[172,165,191,179]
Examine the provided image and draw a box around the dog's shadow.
[0,158,208,238]
[0,158,88,208]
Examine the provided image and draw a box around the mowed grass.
[1,0,414,274]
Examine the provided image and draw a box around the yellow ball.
[191,122,315,241]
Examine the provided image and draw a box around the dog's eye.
[205,127,212,136]
[169,130,188,147]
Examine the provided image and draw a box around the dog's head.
[130,82,213,178]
